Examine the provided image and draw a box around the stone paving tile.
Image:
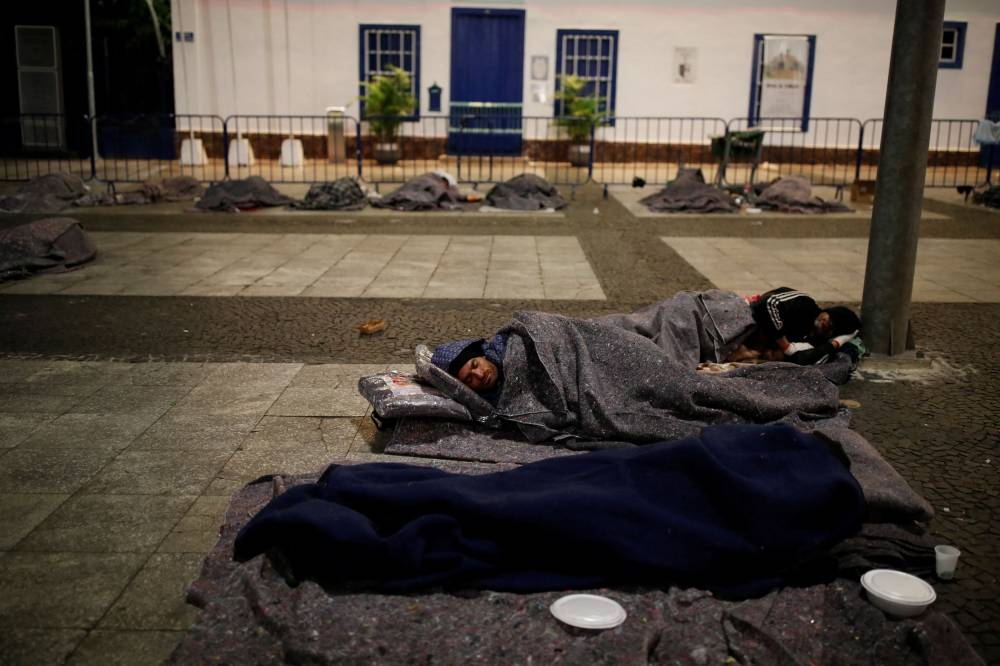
[17,412,160,453]
[14,494,195,553]
[0,359,50,383]
[289,363,390,388]
[82,449,232,496]
[267,386,370,416]
[99,553,204,630]
[0,393,85,414]
[0,628,86,666]
[0,493,69,550]
[0,413,55,449]
[0,551,145,628]
[129,413,257,451]
[169,383,285,416]
[0,447,119,494]
[65,629,184,666]
[157,495,230,554]
[71,385,191,417]
[112,362,214,387]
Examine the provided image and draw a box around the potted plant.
[359,66,417,165]
[553,74,604,167]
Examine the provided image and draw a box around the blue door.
[449,8,524,155]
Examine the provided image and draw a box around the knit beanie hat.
[824,306,862,336]
[431,338,485,377]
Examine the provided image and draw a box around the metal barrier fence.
[859,118,996,188]
[0,114,94,182]
[1,113,997,192]
[94,114,227,184]
[591,117,729,186]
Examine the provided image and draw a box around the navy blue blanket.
[234,424,865,596]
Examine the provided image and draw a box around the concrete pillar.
[861,0,946,355]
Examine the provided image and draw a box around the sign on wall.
[674,47,697,84]
[749,34,816,131]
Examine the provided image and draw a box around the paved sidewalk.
[1,184,998,664]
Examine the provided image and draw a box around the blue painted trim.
[748,34,764,126]
[748,33,815,131]
[987,23,1000,119]
[358,23,421,120]
[939,21,967,70]
[554,29,619,126]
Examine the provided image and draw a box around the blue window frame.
[358,24,420,119]
[939,21,966,69]
[554,29,618,122]
[748,34,816,132]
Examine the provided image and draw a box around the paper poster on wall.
[531,82,547,103]
[758,36,809,118]
[674,47,696,83]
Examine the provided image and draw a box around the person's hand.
[784,341,814,355]
[832,331,859,348]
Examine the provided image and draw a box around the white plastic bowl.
[861,569,936,618]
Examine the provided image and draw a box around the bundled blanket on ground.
[234,424,865,596]
[291,178,367,210]
[754,176,853,213]
[639,168,738,213]
[484,173,567,210]
[491,309,840,443]
[0,217,97,281]
[972,185,1000,209]
[195,176,293,212]
[172,450,980,666]
[370,172,469,211]
[0,173,91,213]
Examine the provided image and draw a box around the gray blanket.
[755,176,853,213]
[195,176,293,212]
[639,168,738,213]
[494,309,840,443]
[0,217,97,281]
[291,178,367,210]
[370,173,470,211]
[0,173,91,213]
[169,466,981,666]
[484,173,567,210]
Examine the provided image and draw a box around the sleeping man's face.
[456,356,498,393]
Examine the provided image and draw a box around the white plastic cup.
[935,545,961,580]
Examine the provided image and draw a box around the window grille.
[554,29,618,119]
[358,24,420,118]
[939,22,966,69]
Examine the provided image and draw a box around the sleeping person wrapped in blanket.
[426,289,861,444]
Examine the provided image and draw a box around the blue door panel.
[449,8,524,155]
[980,23,1000,169]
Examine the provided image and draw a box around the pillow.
[414,344,497,419]
[357,370,471,421]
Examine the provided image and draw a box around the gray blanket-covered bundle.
[972,185,1000,209]
[291,177,367,210]
[410,290,850,445]
[195,176,293,212]
[167,458,980,666]
[370,172,470,211]
[0,173,92,213]
[110,175,205,205]
[639,168,739,213]
[755,176,853,213]
[0,217,97,282]
[484,173,567,210]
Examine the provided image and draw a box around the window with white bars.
[555,29,618,119]
[939,22,966,69]
[358,24,420,118]
[15,25,65,148]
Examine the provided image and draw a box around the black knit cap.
[824,306,862,336]
[431,338,486,377]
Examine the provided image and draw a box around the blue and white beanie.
[431,338,485,376]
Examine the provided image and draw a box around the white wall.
[171,0,1000,127]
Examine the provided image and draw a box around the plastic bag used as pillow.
[357,371,472,422]
[414,344,497,421]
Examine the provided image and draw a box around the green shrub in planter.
[360,67,417,161]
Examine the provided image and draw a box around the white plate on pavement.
[549,594,627,629]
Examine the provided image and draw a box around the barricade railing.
[92,114,226,184]
[0,113,94,182]
[1,113,996,191]
[590,117,729,186]
[859,118,995,188]
[224,114,361,184]
[727,117,864,190]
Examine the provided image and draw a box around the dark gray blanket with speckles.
[495,302,841,443]
[169,466,982,666]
